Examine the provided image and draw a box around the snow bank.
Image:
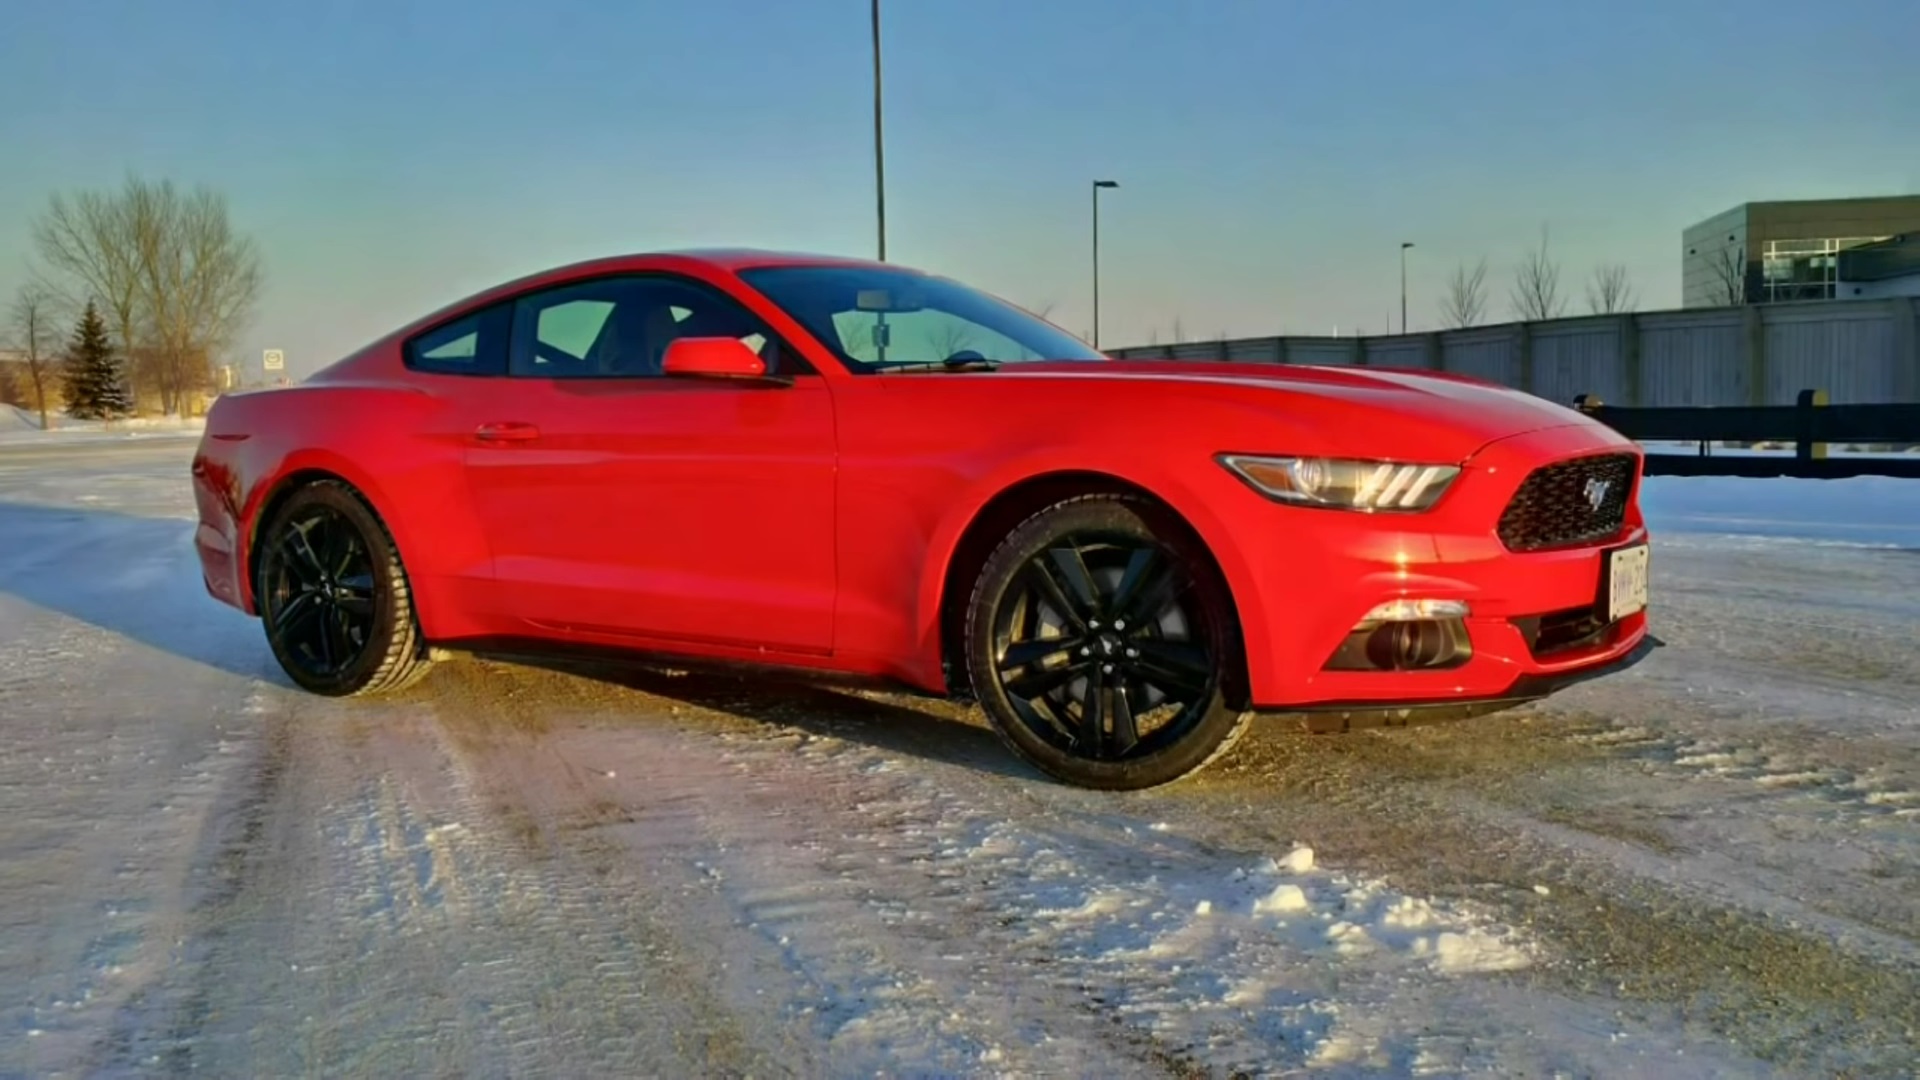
[0,404,41,432]
[0,412,205,447]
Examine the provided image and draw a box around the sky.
[2,0,1917,380]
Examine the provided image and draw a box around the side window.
[404,303,509,375]
[507,275,809,378]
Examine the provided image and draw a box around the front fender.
[912,446,1273,692]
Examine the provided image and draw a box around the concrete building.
[1837,233,1920,300]
[1681,194,1920,308]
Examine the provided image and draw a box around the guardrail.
[1572,389,1920,478]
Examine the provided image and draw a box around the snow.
[0,404,205,446]
[1640,473,1920,548]
[2,437,1917,1076]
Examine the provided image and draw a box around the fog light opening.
[1364,619,1461,670]
[1324,601,1474,673]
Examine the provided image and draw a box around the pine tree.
[61,300,133,420]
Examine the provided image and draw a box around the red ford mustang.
[191,249,1654,789]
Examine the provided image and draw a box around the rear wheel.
[964,495,1250,790]
[255,481,431,696]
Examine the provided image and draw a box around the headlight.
[1218,454,1460,512]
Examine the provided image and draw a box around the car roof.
[531,247,913,278]
[359,247,931,371]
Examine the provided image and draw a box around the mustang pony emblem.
[1584,476,1612,511]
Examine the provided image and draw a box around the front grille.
[1496,453,1635,552]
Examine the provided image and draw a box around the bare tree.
[1440,257,1489,328]
[1585,263,1636,314]
[1704,242,1747,305]
[1171,316,1187,344]
[1509,226,1566,321]
[5,283,63,430]
[33,173,262,415]
[927,319,977,360]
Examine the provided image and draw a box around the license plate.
[1605,543,1650,622]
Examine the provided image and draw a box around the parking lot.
[2,435,1917,1077]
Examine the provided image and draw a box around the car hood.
[1001,359,1615,461]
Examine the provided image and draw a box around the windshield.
[738,265,1107,370]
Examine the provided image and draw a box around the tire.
[964,494,1251,790]
[254,480,431,696]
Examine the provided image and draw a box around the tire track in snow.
[95,691,791,1078]
[457,690,1757,1079]
[1564,722,1920,822]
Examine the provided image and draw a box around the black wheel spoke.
[1109,547,1160,622]
[275,592,322,635]
[997,636,1080,674]
[332,533,363,579]
[336,572,376,616]
[1045,544,1103,620]
[280,527,327,587]
[1117,560,1188,628]
[1004,658,1089,700]
[1078,666,1107,754]
[1023,560,1088,633]
[1109,681,1140,754]
[315,519,346,581]
[1135,639,1213,701]
[313,605,337,668]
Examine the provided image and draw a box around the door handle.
[475,421,541,442]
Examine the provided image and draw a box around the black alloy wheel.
[256,480,430,696]
[966,495,1251,790]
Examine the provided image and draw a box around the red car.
[191,249,1654,789]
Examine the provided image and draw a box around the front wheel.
[964,495,1251,790]
[255,480,431,696]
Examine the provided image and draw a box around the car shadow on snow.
[475,650,1047,783]
[0,499,275,682]
[0,497,1047,783]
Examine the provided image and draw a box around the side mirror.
[660,337,781,383]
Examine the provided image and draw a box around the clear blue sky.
[3,0,1915,378]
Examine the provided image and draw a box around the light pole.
[871,0,886,261]
[1092,179,1118,348]
[1399,241,1414,334]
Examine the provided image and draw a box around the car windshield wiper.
[868,357,1001,373]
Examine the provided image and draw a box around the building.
[1836,233,1920,299]
[1681,194,1920,307]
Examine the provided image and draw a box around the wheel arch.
[241,461,435,634]
[931,469,1252,707]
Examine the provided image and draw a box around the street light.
[871,0,886,261]
[1400,241,1414,334]
[1092,180,1119,348]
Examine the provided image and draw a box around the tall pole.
[1399,241,1414,334]
[871,0,886,261]
[1092,180,1118,348]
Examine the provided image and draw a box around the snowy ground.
[1,436,1916,1078]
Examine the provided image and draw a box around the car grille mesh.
[1496,453,1636,552]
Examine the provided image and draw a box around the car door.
[461,272,838,656]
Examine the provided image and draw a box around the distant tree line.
[1,173,262,427]
[1133,225,1658,346]
[1439,225,1640,329]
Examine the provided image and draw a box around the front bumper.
[1224,422,1654,711]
